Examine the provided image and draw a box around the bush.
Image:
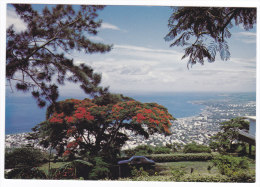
[49,160,93,179]
[131,167,149,178]
[211,155,249,177]
[181,173,255,183]
[5,167,47,179]
[170,167,187,181]
[89,157,110,180]
[153,146,171,154]
[5,147,49,169]
[183,142,211,153]
[147,153,213,162]
[123,145,172,157]
[123,145,154,156]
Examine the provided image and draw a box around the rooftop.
[244,116,256,121]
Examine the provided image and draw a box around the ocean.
[5,92,256,135]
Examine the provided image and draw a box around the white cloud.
[88,36,104,42]
[234,32,256,44]
[6,6,27,32]
[101,22,121,31]
[73,44,256,94]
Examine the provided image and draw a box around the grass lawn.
[156,159,255,176]
[155,161,219,176]
[119,160,256,182]
[39,162,69,175]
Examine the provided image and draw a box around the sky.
[1,1,259,187]
[5,4,257,97]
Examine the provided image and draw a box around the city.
[6,97,256,150]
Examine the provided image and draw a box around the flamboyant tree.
[6,4,112,107]
[165,7,256,67]
[32,94,175,161]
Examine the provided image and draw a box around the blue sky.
[6,4,257,97]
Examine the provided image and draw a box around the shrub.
[5,167,47,179]
[123,145,154,156]
[211,155,249,177]
[5,147,49,169]
[131,167,149,178]
[147,153,213,162]
[153,146,171,154]
[89,157,110,180]
[181,173,255,183]
[49,160,93,179]
[123,145,172,156]
[170,167,187,181]
[183,142,211,153]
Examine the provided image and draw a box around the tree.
[6,4,112,107]
[209,117,249,153]
[32,94,175,162]
[5,147,48,169]
[165,7,256,67]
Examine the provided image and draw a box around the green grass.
[155,161,219,176]
[119,160,256,182]
[38,162,68,175]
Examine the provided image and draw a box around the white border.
[0,1,259,187]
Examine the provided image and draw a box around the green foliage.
[32,96,174,162]
[127,153,214,162]
[209,118,250,153]
[170,167,187,181]
[153,146,172,154]
[165,7,256,66]
[211,155,249,177]
[7,4,112,107]
[5,147,48,169]
[123,145,171,156]
[49,159,93,179]
[5,167,47,179]
[166,143,182,153]
[131,167,149,178]
[89,157,110,180]
[183,142,211,153]
[181,173,255,183]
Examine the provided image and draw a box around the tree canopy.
[6,4,112,107]
[32,94,175,161]
[209,117,249,153]
[165,7,256,67]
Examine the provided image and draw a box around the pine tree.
[6,4,112,107]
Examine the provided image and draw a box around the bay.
[5,92,256,135]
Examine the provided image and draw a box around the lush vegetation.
[31,95,174,163]
[183,142,211,153]
[5,147,48,169]
[5,4,256,183]
[7,4,112,107]
[209,117,251,154]
[119,159,255,182]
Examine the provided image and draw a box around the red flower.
[63,150,71,157]
[136,113,146,123]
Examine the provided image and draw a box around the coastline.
[5,93,256,150]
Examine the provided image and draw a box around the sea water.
[5,92,256,135]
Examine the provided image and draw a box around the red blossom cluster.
[132,105,173,134]
[74,107,94,120]
[136,113,146,122]
[66,126,77,136]
[49,112,64,124]
[48,98,174,157]
[66,141,79,149]
[63,150,71,157]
